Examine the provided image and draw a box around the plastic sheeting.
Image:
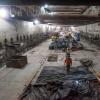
[20,66,99,100]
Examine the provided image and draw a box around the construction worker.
[64,53,72,72]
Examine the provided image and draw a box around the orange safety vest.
[64,58,72,65]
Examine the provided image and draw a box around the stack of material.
[49,38,68,50]
[49,37,84,51]
[80,58,93,67]
[47,54,58,62]
[6,55,27,68]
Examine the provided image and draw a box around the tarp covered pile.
[49,38,83,51]
[20,66,100,100]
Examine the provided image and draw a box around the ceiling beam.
[39,15,100,25]
[43,20,99,25]
[0,0,100,5]
[48,6,87,8]
[48,6,87,11]
[50,9,82,12]
[36,15,100,22]
[44,22,93,25]
[44,19,96,23]
[54,12,81,14]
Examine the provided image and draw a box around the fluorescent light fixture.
[34,19,40,25]
[44,4,48,8]
[0,8,8,18]
[71,26,75,31]
[11,14,15,18]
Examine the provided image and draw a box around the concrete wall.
[0,18,47,43]
[77,6,100,34]
[78,23,100,34]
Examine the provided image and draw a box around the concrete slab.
[0,40,50,100]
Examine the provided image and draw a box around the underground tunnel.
[0,0,99,100]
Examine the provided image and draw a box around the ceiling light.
[0,8,8,18]
[44,4,48,8]
[11,14,15,18]
[34,19,40,25]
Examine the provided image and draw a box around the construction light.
[0,8,8,18]
[71,26,76,31]
[34,19,40,25]
[11,14,15,18]
[44,4,48,8]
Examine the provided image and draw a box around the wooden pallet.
[6,55,27,68]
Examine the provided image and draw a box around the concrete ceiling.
[38,15,100,25]
[46,6,89,15]
[0,0,100,5]
[37,6,100,25]
[3,1,99,26]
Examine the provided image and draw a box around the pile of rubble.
[80,58,93,67]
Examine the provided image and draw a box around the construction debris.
[6,55,27,68]
[80,58,93,67]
